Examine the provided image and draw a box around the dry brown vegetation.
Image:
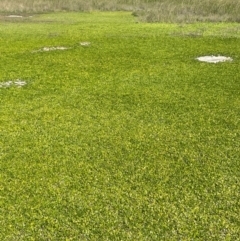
[136,0,240,22]
[0,0,240,22]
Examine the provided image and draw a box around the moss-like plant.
[0,12,239,240]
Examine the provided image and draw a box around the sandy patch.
[196,56,233,63]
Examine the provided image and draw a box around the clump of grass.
[0,0,240,22]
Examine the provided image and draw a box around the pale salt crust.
[32,46,71,52]
[7,15,23,18]
[32,43,91,53]
[0,79,27,88]
[196,56,233,63]
[80,42,91,46]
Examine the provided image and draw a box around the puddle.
[0,79,27,88]
[196,56,233,63]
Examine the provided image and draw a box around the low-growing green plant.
[0,12,239,240]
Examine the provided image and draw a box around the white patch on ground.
[0,79,27,88]
[32,46,71,52]
[80,42,91,46]
[14,80,27,86]
[196,56,233,63]
[7,15,23,18]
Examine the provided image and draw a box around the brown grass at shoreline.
[0,0,240,23]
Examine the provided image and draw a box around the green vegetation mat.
[0,12,239,240]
